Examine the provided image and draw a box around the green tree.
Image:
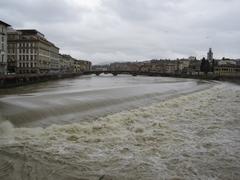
[200,57,210,75]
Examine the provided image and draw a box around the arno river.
[0,75,239,180]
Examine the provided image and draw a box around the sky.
[1,0,240,64]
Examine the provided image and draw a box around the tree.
[212,59,215,72]
[200,57,210,75]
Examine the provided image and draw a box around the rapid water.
[0,75,210,128]
[0,75,239,180]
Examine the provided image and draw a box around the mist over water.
[0,75,239,180]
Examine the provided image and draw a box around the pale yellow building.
[214,65,240,77]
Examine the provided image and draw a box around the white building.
[218,59,237,66]
[0,20,10,75]
[7,29,59,74]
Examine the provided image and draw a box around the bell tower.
[207,48,213,61]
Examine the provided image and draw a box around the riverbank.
[0,73,84,88]
[1,71,239,89]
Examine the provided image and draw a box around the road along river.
[0,75,239,179]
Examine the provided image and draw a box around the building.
[207,48,213,61]
[236,59,240,65]
[139,61,151,72]
[148,60,178,74]
[188,60,201,75]
[73,59,91,73]
[165,61,178,74]
[92,65,109,71]
[50,46,60,73]
[149,60,165,73]
[218,59,236,66]
[7,28,19,73]
[0,20,10,75]
[176,59,190,74]
[78,60,91,72]
[7,29,59,74]
[59,54,91,73]
[59,54,74,73]
[214,64,240,77]
[109,62,140,72]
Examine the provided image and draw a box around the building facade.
[59,54,74,73]
[148,60,178,74]
[214,64,240,77]
[7,29,59,74]
[109,62,140,72]
[176,59,190,74]
[59,54,91,73]
[76,59,92,72]
[0,20,10,75]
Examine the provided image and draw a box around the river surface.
[0,75,239,180]
[0,75,210,128]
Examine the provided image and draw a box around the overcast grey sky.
[1,0,240,64]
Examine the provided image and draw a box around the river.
[0,75,239,180]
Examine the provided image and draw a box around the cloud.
[0,0,240,64]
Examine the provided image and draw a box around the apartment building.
[109,62,139,71]
[214,64,240,77]
[0,20,10,75]
[59,54,91,73]
[149,60,178,74]
[7,29,59,74]
[78,60,91,72]
[59,54,74,73]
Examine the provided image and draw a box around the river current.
[0,75,239,180]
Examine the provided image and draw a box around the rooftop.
[16,29,45,37]
[0,20,11,27]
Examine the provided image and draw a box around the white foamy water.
[0,81,239,180]
[0,75,210,127]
